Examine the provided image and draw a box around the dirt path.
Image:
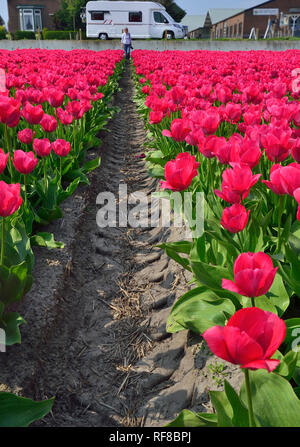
[0,64,242,427]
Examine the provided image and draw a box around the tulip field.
[133,49,300,427]
[1,45,300,428]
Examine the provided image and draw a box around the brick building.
[7,0,62,33]
[212,0,300,39]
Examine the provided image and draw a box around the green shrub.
[44,30,77,40]
[14,30,36,40]
[0,26,6,40]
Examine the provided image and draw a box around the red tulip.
[12,150,38,174]
[48,88,65,108]
[291,138,300,163]
[18,128,34,145]
[56,108,74,125]
[215,164,261,204]
[51,139,71,157]
[0,181,23,217]
[142,85,150,94]
[261,126,292,162]
[221,204,250,233]
[202,307,286,372]
[33,138,51,157]
[222,252,278,297]
[149,111,163,125]
[262,164,286,195]
[162,118,191,142]
[160,152,199,191]
[21,103,44,125]
[279,163,300,196]
[0,149,8,175]
[40,114,58,133]
[0,96,20,127]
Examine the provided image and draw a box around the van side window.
[154,12,168,24]
[129,11,142,22]
[91,11,104,21]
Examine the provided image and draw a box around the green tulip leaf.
[167,287,235,334]
[30,233,64,249]
[240,370,300,427]
[166,410,217,427]
[0,312,26,346]
[0,392,54,427]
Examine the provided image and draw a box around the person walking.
[121,28,132,60]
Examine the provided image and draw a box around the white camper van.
[85,1,185,40]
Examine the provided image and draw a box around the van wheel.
[164,31,174,39]
[99,33,108,40]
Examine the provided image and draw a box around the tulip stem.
[251,297,255,307]
[23,174,27,207]
[276,195,284,254]
[1,217,5,266]
[237,232,243,252]
[4,125,13,180]
[43,158,48,192]
[244,369,255,427]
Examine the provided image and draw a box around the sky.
[0,0,268,27]
[0,0,8,27]
[172,0,266,15]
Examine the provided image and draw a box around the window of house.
[91,11,105,21]
[129,11,142,22]
[234,24,237,36]
[154,12,168,24]
[19,8,43,31]
[238,22,242,36]
[34,10,42,30]
[23,9,34,31]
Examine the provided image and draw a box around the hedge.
[43,30,77,40]
[0,26,6,40]
[13,31,36,40]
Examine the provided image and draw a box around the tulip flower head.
[0,181,23,217]
[221,204,250,233]
[202,307,286,372]
[222,252,278,297]
[12,150,38,174]
[161,152,199,191]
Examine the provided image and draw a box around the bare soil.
[0,64,242,427]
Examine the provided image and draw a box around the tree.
[54,0,86,31]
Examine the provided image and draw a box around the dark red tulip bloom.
[40,114,58,133]
[33,138,51,157]
[21,102,44,125]
[0,181,23,217]
[262,164,286,195]
[202,307,286,372]
[162,118,191,142]
[160,152,199,191]
[51,139,71,157]
[149,111,163,125]
[48,88,65,108]
[12,150,38,174]
[0,149,8,174]
[221,204,250,233]
[0,96,20,128]
[215,164,261,204]
[222,252,278,297]
[18,128,34,145]
[291,138,300,163]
